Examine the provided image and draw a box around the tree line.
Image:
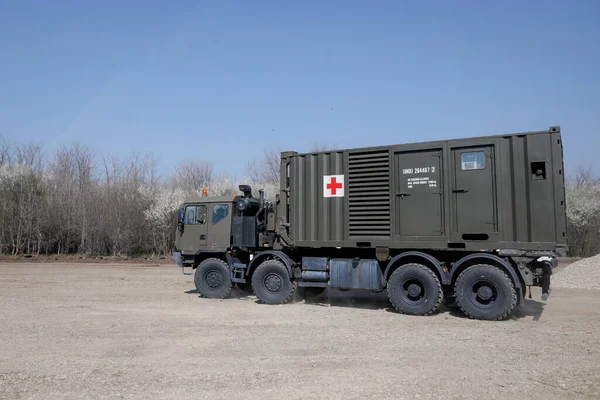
[0,135,598,257]
[0,137,332,257]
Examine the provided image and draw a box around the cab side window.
[184,206,196,224]
[184,205,207,225]
[212,204,229,225]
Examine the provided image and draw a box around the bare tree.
[310,142,339,152]
[174,159,213,190]
[0,135,13,166]
[572,164,600,188]
[245,148,281,185]
[0,140,45,255]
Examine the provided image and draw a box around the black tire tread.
[251,259,296,305]
[387,263,443,316]
[454,264,517,321]
[195,258,232,299]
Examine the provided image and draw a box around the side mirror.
[177,208,185,230]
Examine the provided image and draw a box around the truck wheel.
[387,263,443,316]
[454,264,517,321]
[251,259,296,305]
[194,258,232,299]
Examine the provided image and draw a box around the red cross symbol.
[324,175,344,197]
[327,177,342,194]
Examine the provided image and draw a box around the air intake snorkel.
[236,185,260,215]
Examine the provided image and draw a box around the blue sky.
[1,0,598,179]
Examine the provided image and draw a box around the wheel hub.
[468,279,499,309]
[264,273,283,293]
[408,283,422,297]
[400,279,426,305]
[205,270,223,288]
[477,286,493,301]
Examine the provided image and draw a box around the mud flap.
[540,263,552,301]
[537,256,556,301]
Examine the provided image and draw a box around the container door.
[395,150,443,238]
[452,146,496,238]
[179,204,208,252]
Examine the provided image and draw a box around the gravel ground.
[1,262,600,400]
[553,254,600,290]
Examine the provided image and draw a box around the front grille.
[233,216,256,247]
[348,150,391,237]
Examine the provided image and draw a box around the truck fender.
[247,250,295,279]
[192,250,229,267]
[450,253,524,305]
[384,251,450,285]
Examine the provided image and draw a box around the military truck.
[173,126,567,320]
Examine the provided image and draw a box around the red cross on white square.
[323,174,344,197]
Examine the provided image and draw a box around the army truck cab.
[174,185,277,297]
[174,193,236,262]
[173,126,568,321]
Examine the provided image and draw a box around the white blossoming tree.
[565,165,600,256]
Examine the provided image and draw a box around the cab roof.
[183,195,237,204]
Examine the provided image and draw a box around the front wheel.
[194,258,232,299]
[251,259,296,304]
[454,264,517,321]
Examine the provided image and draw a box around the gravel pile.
[553,254,600,290]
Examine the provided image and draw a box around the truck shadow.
[301,289,393,311]
[303,290,546,321]
[443,298,545,321]
[184,286,256,300]
[512,299,546,321]
[185,287,545,320]
[184,287,392,309]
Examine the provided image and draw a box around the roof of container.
[284,126,560,157]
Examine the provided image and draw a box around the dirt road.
[1,262,599,399]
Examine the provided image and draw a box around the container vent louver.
[348,150,391,237]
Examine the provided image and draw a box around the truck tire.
[194,258,232,299]
[454,264,517,321]
[251,259,296,305]
[387,263,443,316]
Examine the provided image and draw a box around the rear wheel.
[194,258,232,299]
[251,259,296,304]
[454,264,517,321]
[387,263,443,316]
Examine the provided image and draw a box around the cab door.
[208,203,232,249]
[178,204,208,253]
